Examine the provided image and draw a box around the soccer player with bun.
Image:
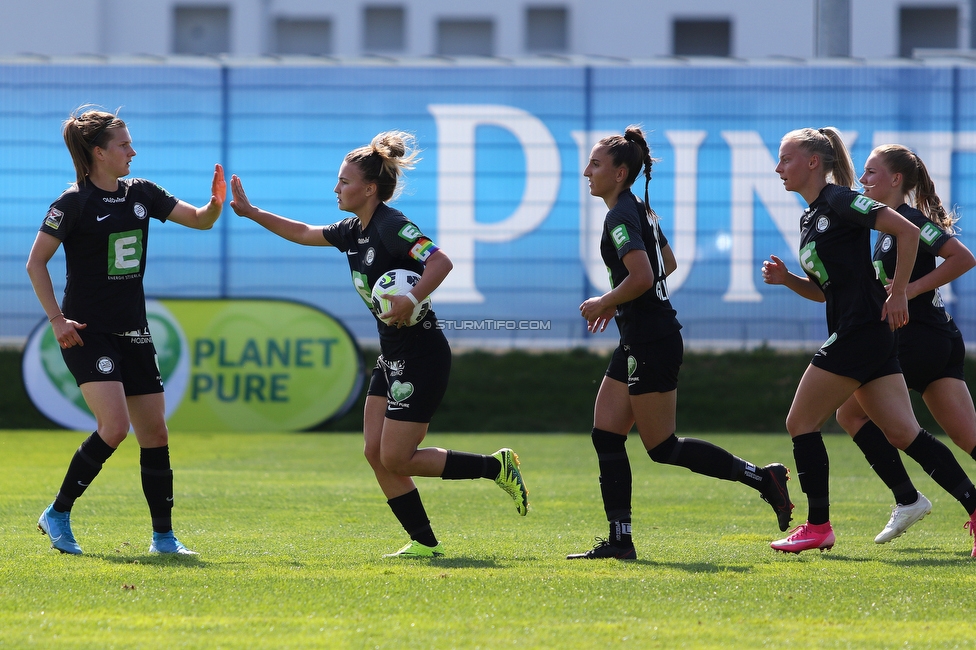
[230,131,528,558]
[568,125,794,561]
[833,144,976,544]
[763,127,976,554]
[28,106,226,555]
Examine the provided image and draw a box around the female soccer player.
[230,131,528,558]
[833,144,976,544]
[28,106,225,555]
[567,126,793,561]
[763,127,976,554]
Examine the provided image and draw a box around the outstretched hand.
[230,174,256,218]
[210,163,226,206]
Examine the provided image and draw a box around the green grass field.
[1,431,974,649]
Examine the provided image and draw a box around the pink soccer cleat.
[770,521,835,554]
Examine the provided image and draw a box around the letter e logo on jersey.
[108,229,144,275]
[611,225,630,249]
[398,224,422,242]
[799,241,829,284]
[850,195,875,214]
[920,222,941,246]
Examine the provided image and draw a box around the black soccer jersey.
[872,204,959,336]
[600,190,681,344]
[322,203,442,359]
[39,178,178,333]
[798,184,886,334]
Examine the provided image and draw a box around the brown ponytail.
[872,144,957,232]
[62,106,125,184]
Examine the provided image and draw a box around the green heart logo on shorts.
[627,355,637,377]
[391,380,414,403]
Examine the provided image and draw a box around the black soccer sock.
[792,432,830,525]
[441,450,501,480]
[387,488,439,547]
[647,434,738,482]
[852,421,918,505]
[141,445,174,534]
[592,428,633,538]
[904,430,976,515]
[53,431,116,512]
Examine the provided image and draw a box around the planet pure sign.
[22,299,363,432]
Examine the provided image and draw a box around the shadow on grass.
[637,560,753,573]
[415,557,505,568]
[91,553,207,567]
[880,544,974,565]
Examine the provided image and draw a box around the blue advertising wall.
[3,60,976,349]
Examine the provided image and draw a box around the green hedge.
[6,346,970,433]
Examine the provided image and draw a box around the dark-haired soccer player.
[568,125,793,561]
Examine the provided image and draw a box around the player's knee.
[647,433,679,464]
[98,425,130,447]
[835,410,868,436]
[379,449,410,475]
[363,442,383,469]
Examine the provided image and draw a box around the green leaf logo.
[627,355,637,377]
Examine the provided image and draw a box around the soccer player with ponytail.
[230,131,528,558]
[764,128,976,554]
[28,106,225,555]
[833,144,976,545]
[568,126,794,560]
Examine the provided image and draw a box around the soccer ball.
[371,269,431,327]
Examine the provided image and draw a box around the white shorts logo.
[96,356,115,374]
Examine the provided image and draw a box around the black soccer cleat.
[760,463,794,532]
[567,537,637,560]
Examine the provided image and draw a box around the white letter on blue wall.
[428,104,560,303]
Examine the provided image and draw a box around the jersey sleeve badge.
[43,207,64,230]
[849,195,879,214]
[611,224,630,249]
[920,222,943,247]
[409,237,439,262]
[397,223,423,242]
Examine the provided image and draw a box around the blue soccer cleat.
[149,530,198,555]
[38,503,83,555]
